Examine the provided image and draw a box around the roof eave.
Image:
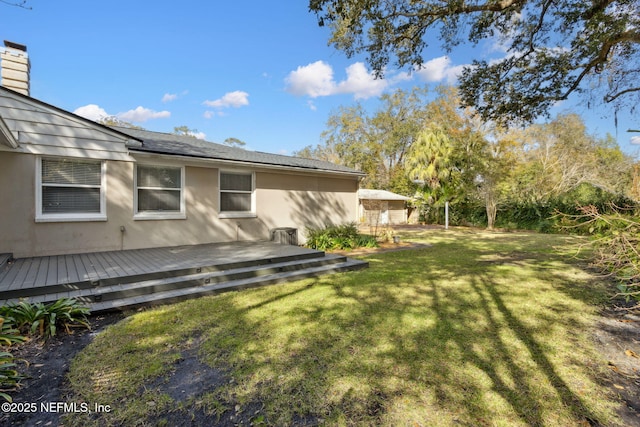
[129,149,366,177]
[0,115,18,148]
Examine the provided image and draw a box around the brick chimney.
[1,41,30,96]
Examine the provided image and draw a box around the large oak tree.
[309,0,640,126]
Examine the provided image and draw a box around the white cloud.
[285,61,336,97]
[73,104,109,121]
[307,100,317,111]
[117,106,171,122]
[162,93,178,103]
[337,62,388,99]
[204,110,227,119]
[74,104,171,123]
[203,91,250,108]
[415,56,464,84]
[285,61,393,100]
[631,136,640,145]
[190,131,207,140]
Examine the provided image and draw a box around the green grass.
[65,229,621,426]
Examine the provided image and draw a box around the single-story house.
[358,189,410,225]
[0,43,364,258]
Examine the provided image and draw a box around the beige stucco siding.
[0,152,359,258]
[256,172,359,241]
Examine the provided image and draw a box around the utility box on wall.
[271,227,298,245]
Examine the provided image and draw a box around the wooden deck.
[0,241,326,300]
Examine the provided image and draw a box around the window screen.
[41,159,103,214]
[220,172,253,213]
[137,165,182,212]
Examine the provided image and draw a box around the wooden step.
[0,250,326,301]
[11,255,348,305]
[88,258,368,313]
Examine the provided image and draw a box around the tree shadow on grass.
[67,234,617,426]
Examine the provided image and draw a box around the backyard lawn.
[65,228,623,426]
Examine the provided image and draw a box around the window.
[135,165,185,219]
[219,171,255,217]
[36,157,106,222]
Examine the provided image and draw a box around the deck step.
[88,258,368,313]
[0,250,326,301]
[0,255,368,312]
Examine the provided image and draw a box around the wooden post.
[445,201,449,230]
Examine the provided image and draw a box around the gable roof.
[0,86,363,176]
[358,189,410,201]
[118,127,364,176]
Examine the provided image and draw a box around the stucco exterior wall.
[0,152,359,258]
[256,172,359,241]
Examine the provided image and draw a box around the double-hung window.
[219,171,255,218]
[37,157,106,222]
[135,164,185,219]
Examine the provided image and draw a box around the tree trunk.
[486,193,497,230]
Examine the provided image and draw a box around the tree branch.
[562,30,640,101]
[0,0,31,8]
[605,87,640,103]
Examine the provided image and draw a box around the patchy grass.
[65,229,621,426]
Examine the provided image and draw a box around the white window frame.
[219,170,256,219]
[134,164,186,220]
[35,156,107,223]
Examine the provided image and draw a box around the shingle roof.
[358,189,411,201]
[115,127,364,176]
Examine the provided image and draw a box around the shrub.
[0,318,27,403]
[305,223,378,251]
[0,316,26,347]
[0,298,90,339]
[0,350,25,402]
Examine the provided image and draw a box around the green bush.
[0,350,25,402]
[0,298,90,339]
[305,223,378,251]
[0,317,27,403]
[0,317,26,347]
[559,205,640,306]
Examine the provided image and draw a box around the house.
[0,42,364,259]
[358,189,410,225]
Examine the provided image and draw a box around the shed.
[358,189,410,225]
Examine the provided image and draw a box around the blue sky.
[2,0,638,156]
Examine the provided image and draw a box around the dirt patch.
[0,312,124,427]
[593,303,640,426]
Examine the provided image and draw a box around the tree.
[295,103,379,185]
[98,116,144,130]
[309,0,640,125]
[369,86,431,191]
[295,86,434,190]
[173,126,199,137]
[474,129,519,229]
[512,114,633,203]
[224,137,246,148]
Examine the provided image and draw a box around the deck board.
[21,257,42,288]
[10,259,31,290]
[0,241,327,299]
[56,256,68,284]
[34,257,50,288]
[108,251,141,276]
[100,251,130,277]
[79,254,99,283]
[65,255,80,284]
